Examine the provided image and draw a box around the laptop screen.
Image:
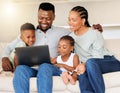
[15,45,51,67]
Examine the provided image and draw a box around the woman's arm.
[91,31,105,58]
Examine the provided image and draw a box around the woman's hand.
[76,63,86,75]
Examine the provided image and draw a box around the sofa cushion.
[105,87,120,93]
[104,39,120,60]
[103,71,120,88]
[0,71,120,92]
[30,76,68,92]
[0,76,14,91]
[67,81,80,93]
[30,72,120,92]
[0,39,120,93]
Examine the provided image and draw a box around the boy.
[6,23,35,72]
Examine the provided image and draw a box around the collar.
[36,26,54,33]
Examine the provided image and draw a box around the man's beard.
[37,25,51,32]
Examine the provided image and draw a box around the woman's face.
[68,11,84,32]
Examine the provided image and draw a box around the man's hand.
[2,57,13,72]
[92,24,103,33]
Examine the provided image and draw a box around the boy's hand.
[14,54,19,70]
[2,57,13,72]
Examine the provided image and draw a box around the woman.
[68,6,120,93]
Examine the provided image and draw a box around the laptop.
[15,45,51,67]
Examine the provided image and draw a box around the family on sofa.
[1,2,120,93]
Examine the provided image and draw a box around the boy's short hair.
[38,2,55,14]
[20,23,35,32]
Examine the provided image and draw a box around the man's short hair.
[20,23,35,31]
[38,2,55,14]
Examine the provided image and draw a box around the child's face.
[21,30,35,46]
[58,39,73,56]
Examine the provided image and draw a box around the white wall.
[0,0,120,42]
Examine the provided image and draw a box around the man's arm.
[2,35,21,72]
[2,57,13,72]
[2,36,21,57]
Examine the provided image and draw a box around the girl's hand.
[76,63,86,75]
[55,63,63,68]
[51,57,57,64]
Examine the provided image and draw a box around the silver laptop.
[15,45,51,67]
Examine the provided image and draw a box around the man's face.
[38,9,55,32]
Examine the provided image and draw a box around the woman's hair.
[71,6,91,27]
[60,35,75,46]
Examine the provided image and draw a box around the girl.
[51,35,79,85]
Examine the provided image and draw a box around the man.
[2,2,103,93]
[2,2,70,72]
[2,2,70,93]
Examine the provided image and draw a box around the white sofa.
[0,39,120,93]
